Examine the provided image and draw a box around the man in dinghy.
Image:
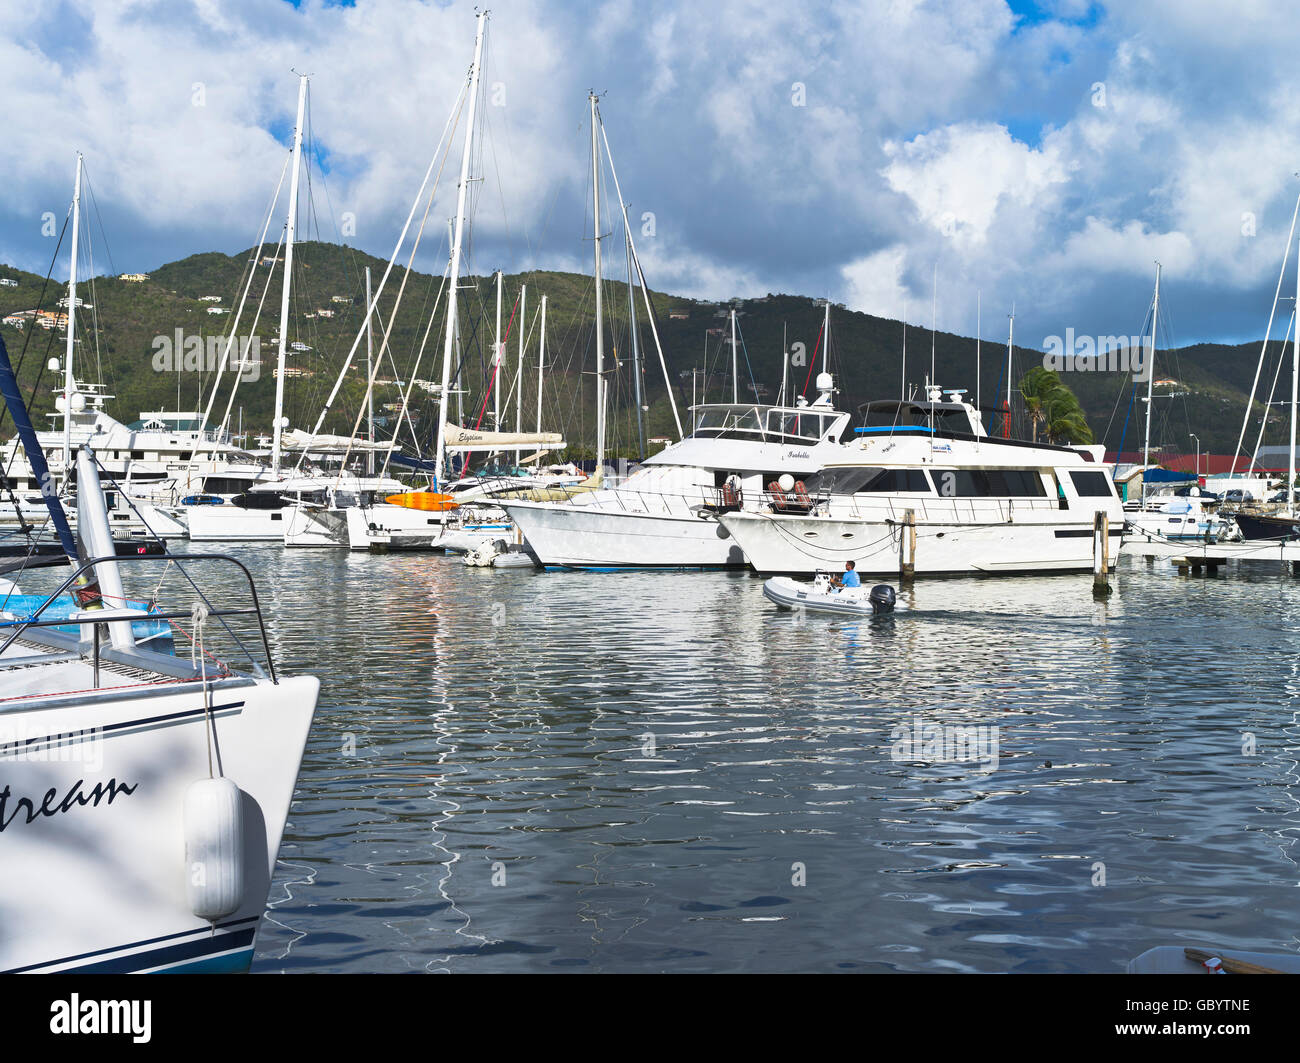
[831,560,860,591]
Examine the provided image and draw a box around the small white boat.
[462,539,537,569]
[762,573,897,616]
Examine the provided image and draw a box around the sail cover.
[443,425,565,452]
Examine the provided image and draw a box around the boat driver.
[832,560,860,591]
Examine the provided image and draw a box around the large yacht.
[717,387,1125,576]
[497,374,852,569]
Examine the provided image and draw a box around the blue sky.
[2,0,1298,351]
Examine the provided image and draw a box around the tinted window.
[806,467,931,495]
[1070,471,1115,497]
[935,469,1047,497]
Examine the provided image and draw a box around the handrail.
[0,553,278,683]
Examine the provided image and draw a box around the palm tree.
[1019,366,1093,444]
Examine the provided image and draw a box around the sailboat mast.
[1142,262,1161,509]
[516,283,525,436]
[781,322,788,407]
[364,265,375,476]
[536,295,547,436]
[976,291,981,412]
[591,93,606,473]
[1005,309,1014,440]
[627,231,645,457]
[494,269,503,432]
[730,309,738,403]
[62,153,82,480]
[1291,242,1298,515]
[272,74,308,478]
[434,13,487,489]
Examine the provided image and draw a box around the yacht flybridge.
[717,386,1125,576]
[499,374,852,569]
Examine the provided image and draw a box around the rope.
[191,601,214,778]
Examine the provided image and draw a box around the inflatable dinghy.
[763,574,897,617]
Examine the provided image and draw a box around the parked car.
[1223,489,1255,504]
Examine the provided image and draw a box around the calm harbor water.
[223,546,1300,973]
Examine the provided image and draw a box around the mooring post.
[1093,511,1111,596]
[901,509,916,583]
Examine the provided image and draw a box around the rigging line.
[1234,189,1300,475]
[300,77,468,475]
[195,150,292,446]
[1249,310,1293,477]
[799,316,826,397]
[2,214,70,430]
[381,266,451,476]
[216,228,286,446]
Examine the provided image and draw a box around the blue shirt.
[841,569,860,588]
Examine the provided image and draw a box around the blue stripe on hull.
[6,916,259,974]
[61,928,257,974]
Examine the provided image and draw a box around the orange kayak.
[384,492,459,512]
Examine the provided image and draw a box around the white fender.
[183,777,245,921]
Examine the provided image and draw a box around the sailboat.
[0,332,318,973]
[0,154,189,542]
[1222,215,1300,542]
[499,121,848,570]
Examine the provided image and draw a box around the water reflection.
[225,548,1300,972]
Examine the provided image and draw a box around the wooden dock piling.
[900,509,916,583]
[1093,512,1111,596]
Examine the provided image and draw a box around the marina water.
[229,547,1300,973]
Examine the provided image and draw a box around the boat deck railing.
[0,553,278,688]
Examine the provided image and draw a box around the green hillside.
[0,244,1289,463]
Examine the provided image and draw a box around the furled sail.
[442,425,564,452]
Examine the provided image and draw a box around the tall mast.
[1142,262,1161,509]
[272,73,308,478]
[901,297,907,401]
[591,92,606,473]
[976,291,981,412]
[516,283,526,435]
[627,230,645,457]
[1005,308,1014,440]
[364,265,375,476]
[730,308,738,403]
[434,12,487,488]
[62,152,82,479]
[1291,242,1298,516]
[536,294,547,436]
[493,269,503,432]
[780,322,788,406]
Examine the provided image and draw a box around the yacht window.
[806,467,931,495]
[936,469,1047,497]
[130,450,144,460]
[765,410,828,440]
[1069,470,1115,497]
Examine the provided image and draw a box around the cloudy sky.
[3,0,1298,350]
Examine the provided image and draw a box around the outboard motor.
[868,584,896,614]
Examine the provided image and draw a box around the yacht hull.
[186,504,286,542]
[0,674,318,973]
[719,508,1124,576]
[500,498,747,570]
